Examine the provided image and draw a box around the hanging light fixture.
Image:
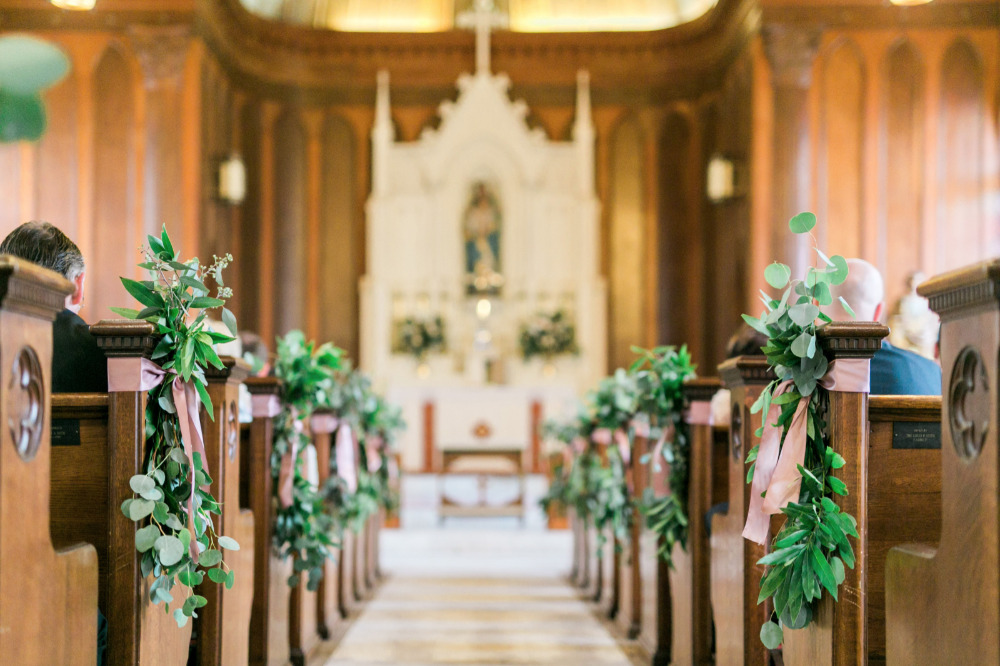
[50,0,96,10]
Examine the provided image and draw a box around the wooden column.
[762,24,821,275]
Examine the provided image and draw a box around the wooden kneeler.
[0,257,98,664]
[241,376,290,666]
[713,355,774,666]
[886,261,999,664]
[195,357,255,665]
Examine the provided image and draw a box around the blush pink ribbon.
[614,429,631,466]
[335,424,358,493]
[742,359,871,545]
[366,441,383,473]
[276,409,303,509]
[108,357,209,563]
[686,400,714,426]
[649,424,675,497]
[251,394,281,419]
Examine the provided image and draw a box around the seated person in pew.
[0,221,107,392]
[829,258,941,395]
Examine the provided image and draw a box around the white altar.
[359,2,606,474]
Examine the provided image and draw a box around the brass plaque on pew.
[892,421,942,450]
[51,419,81,447]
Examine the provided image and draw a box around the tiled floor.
[323,528,633,665]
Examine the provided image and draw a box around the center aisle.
[323,528,635,665]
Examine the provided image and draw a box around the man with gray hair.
[0,221,107,392]
[829,258,940,395]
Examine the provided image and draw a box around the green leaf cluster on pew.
[113,226,241,628]
[741,212,858,649]
[271,331,345,591]
[540,346,697,567]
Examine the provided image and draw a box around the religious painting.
[463,180,503,295]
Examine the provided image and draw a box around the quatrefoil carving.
[227,400,238,461]
[731,404,743,462]
[8,347,44,462]
[949,346,991,461]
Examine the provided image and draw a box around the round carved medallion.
[8,347,44,462]
[730,404,743,462]
[227,400,238,461]
[949,346,990,461]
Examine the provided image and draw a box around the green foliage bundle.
[393,314,446,361]
[271,331,345,590]
[630,345,697,566]
[113,227,240,627]
[361,395,405,513]
[741,212,858,649]
[518,309,579,361]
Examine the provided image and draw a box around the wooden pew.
[597,527,619,619]
[50,319,192,665]
[712,355,774,666]
[195,357,255,665]
[780,323,942,665]
[310,410,344,641]
[651,377,727,666]
[240,375,291,666]
[617,433,647,639]
[0,257,98,664]
[886,261,996,664]
[289,424,324,666]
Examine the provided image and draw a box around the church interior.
[0,0,998,664]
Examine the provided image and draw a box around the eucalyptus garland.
[630,345,697,567]
[741,212,858,648]
[361,395,405,513]
[271,331,344,590]
[113,227,240,627]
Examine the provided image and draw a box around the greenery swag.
[741,212,858,649]
[630,345,697,566]
[393,314,446,361]
[518,309,579,361]
[113,227,240,627]
[271,331,344,590]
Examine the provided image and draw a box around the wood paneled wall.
[750,20,1000,312]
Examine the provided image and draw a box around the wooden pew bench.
[50,320,192,665]
[885,261,997,664]
[617,433,646,640]
[240,376,292,666]
[780,324,942,665]
[1,257,98,665]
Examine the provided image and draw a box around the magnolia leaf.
[789,211,817,234]
[839,296,856,319]
[160,225,174,258]
[831,556,846,585]
[810,545,838,600]
[221,307,238,337]
[155,535,185,567]
[830,255,849,285]
[189,296,225,309]
[760,621,784,650]
[194,380,215,423]
[109,306,140,319]
[217,536,240,551]
[120,277,163,308]
[764,262,792,289]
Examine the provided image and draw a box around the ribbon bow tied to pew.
[591,427,632,466]
[742,358,870,546]
[108,357,211,563]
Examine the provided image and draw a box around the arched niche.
[91,45,135,324]
[273,108,308,335]
[881,38,925,307]
[938,39,985,272]
[320,113,358,355]
[820,38,866,259]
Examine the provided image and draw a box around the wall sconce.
[50,0,96,9]
[706,153,745,204]
[217,153,246,205]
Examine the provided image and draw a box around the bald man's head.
[828,258,885,322]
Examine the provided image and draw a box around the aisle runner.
[324,530,633,665]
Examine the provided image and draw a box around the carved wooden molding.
[918,259,1000,322]
[718,355,774,389]
[0,257,74,321]
[8,347,44,463]
[204,355,251,384]
[243,375,283,396]
[762,24,821,88]
[949,346,990,461]
[126,23,192,88]
[817,321,889,360]
[683,376,723,403]
[90,319,159,358]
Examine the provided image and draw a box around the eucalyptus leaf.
[217,536,240,551]
[155,535,185,567]
[830,255,849,285]
[839,296,856,319]
[764,262,792,289]
[760,621,784,650]
[789,211,817,234]
[135,525,160,553]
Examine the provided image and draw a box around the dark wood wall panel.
[939,39,985,272]
[237,102,263,336]
[319,113,358,358]
[91,45,135,323]
[821,39,866,259]
[272,109,307,336]
[34,69,78,238]
[882,40,925,300]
